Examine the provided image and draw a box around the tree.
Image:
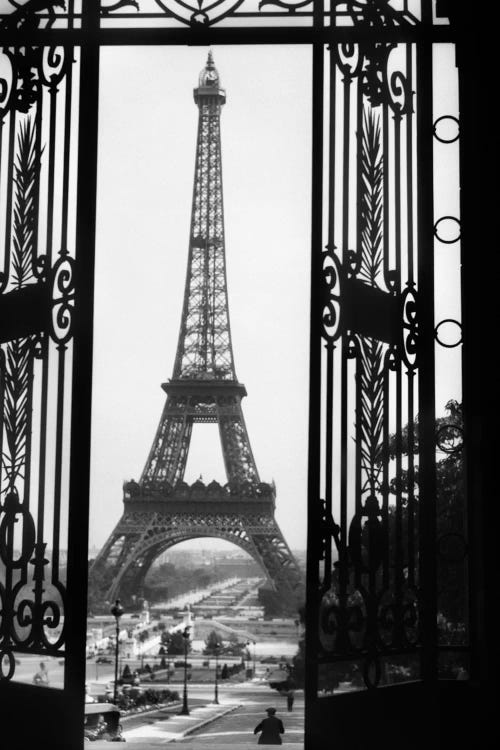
[386,400,466,634]
[203,629,222,655]
[166,631,190,655]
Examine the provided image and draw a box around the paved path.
[120,701,242,745]
[176,693,304,748]
[112,682,303,748]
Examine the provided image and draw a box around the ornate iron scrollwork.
[0,8,74,680]
[321,248,343,341]
[50,255,75,344]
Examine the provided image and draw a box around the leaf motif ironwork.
[358,107,384,287]
[12,117,41,287]
[358,338,385,496]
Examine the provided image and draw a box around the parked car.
[96,656,112,664]
[84,702,124,742]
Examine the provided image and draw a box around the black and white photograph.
[0,2,496,750]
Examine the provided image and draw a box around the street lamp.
[180,626,191,716]
[110,599,124,705]
[213,640,221,704]
[164,634,171,684]
[245,640,252,675]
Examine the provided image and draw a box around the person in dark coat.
[253,707,285,745]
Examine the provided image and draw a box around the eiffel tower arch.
[91,53,303,613]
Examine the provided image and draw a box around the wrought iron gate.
[0,2,477,749]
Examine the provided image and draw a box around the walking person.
[253,707,285,745]
[33,661,49,686]
[286,688,295,711]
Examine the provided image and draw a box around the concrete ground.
[94,681,303,749]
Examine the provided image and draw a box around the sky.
[89,45,312,553]
[88,42,462,557]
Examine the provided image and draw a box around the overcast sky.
[89,45,312,553]
[88,43,461,557]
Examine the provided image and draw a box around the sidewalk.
[120,701,242,745]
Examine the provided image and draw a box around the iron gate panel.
[308,0,468,708]
[0,32,81,685]
[316,35,424,694]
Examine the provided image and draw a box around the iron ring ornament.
[321,249,342,342]
[436,423,463,454]
[434,216,461,244]
[433,115,460,144]
[50,254,75,344]
[434,318,462,348]
[0,650,16,681]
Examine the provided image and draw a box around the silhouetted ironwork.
[0,28,77,681]
[0,3,482,749]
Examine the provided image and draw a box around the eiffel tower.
[91,53,302,613]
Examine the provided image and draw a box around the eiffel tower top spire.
[172,51,234,382]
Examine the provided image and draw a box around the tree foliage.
[203,629,222,655]
[386,400,466,628]
[166,631,191,655]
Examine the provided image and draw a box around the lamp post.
[245,640,252,675]
[165,634,171,683]
[110,599,124,705]
[180,626,191,715]
[213,641,221,704]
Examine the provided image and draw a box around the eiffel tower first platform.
[91,53,303,613]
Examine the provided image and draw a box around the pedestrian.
[253,707,285,745]
[286,688,295,711]
[33,661,49,686]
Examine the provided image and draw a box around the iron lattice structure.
[92,53,302,608]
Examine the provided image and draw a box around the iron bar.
[0,25,459,49]
[304,37,324,723]
[64,8,100,734]
[416,30,437,683]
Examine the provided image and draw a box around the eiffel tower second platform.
[91,53,303,613]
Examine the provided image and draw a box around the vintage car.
[84,702,125,742]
